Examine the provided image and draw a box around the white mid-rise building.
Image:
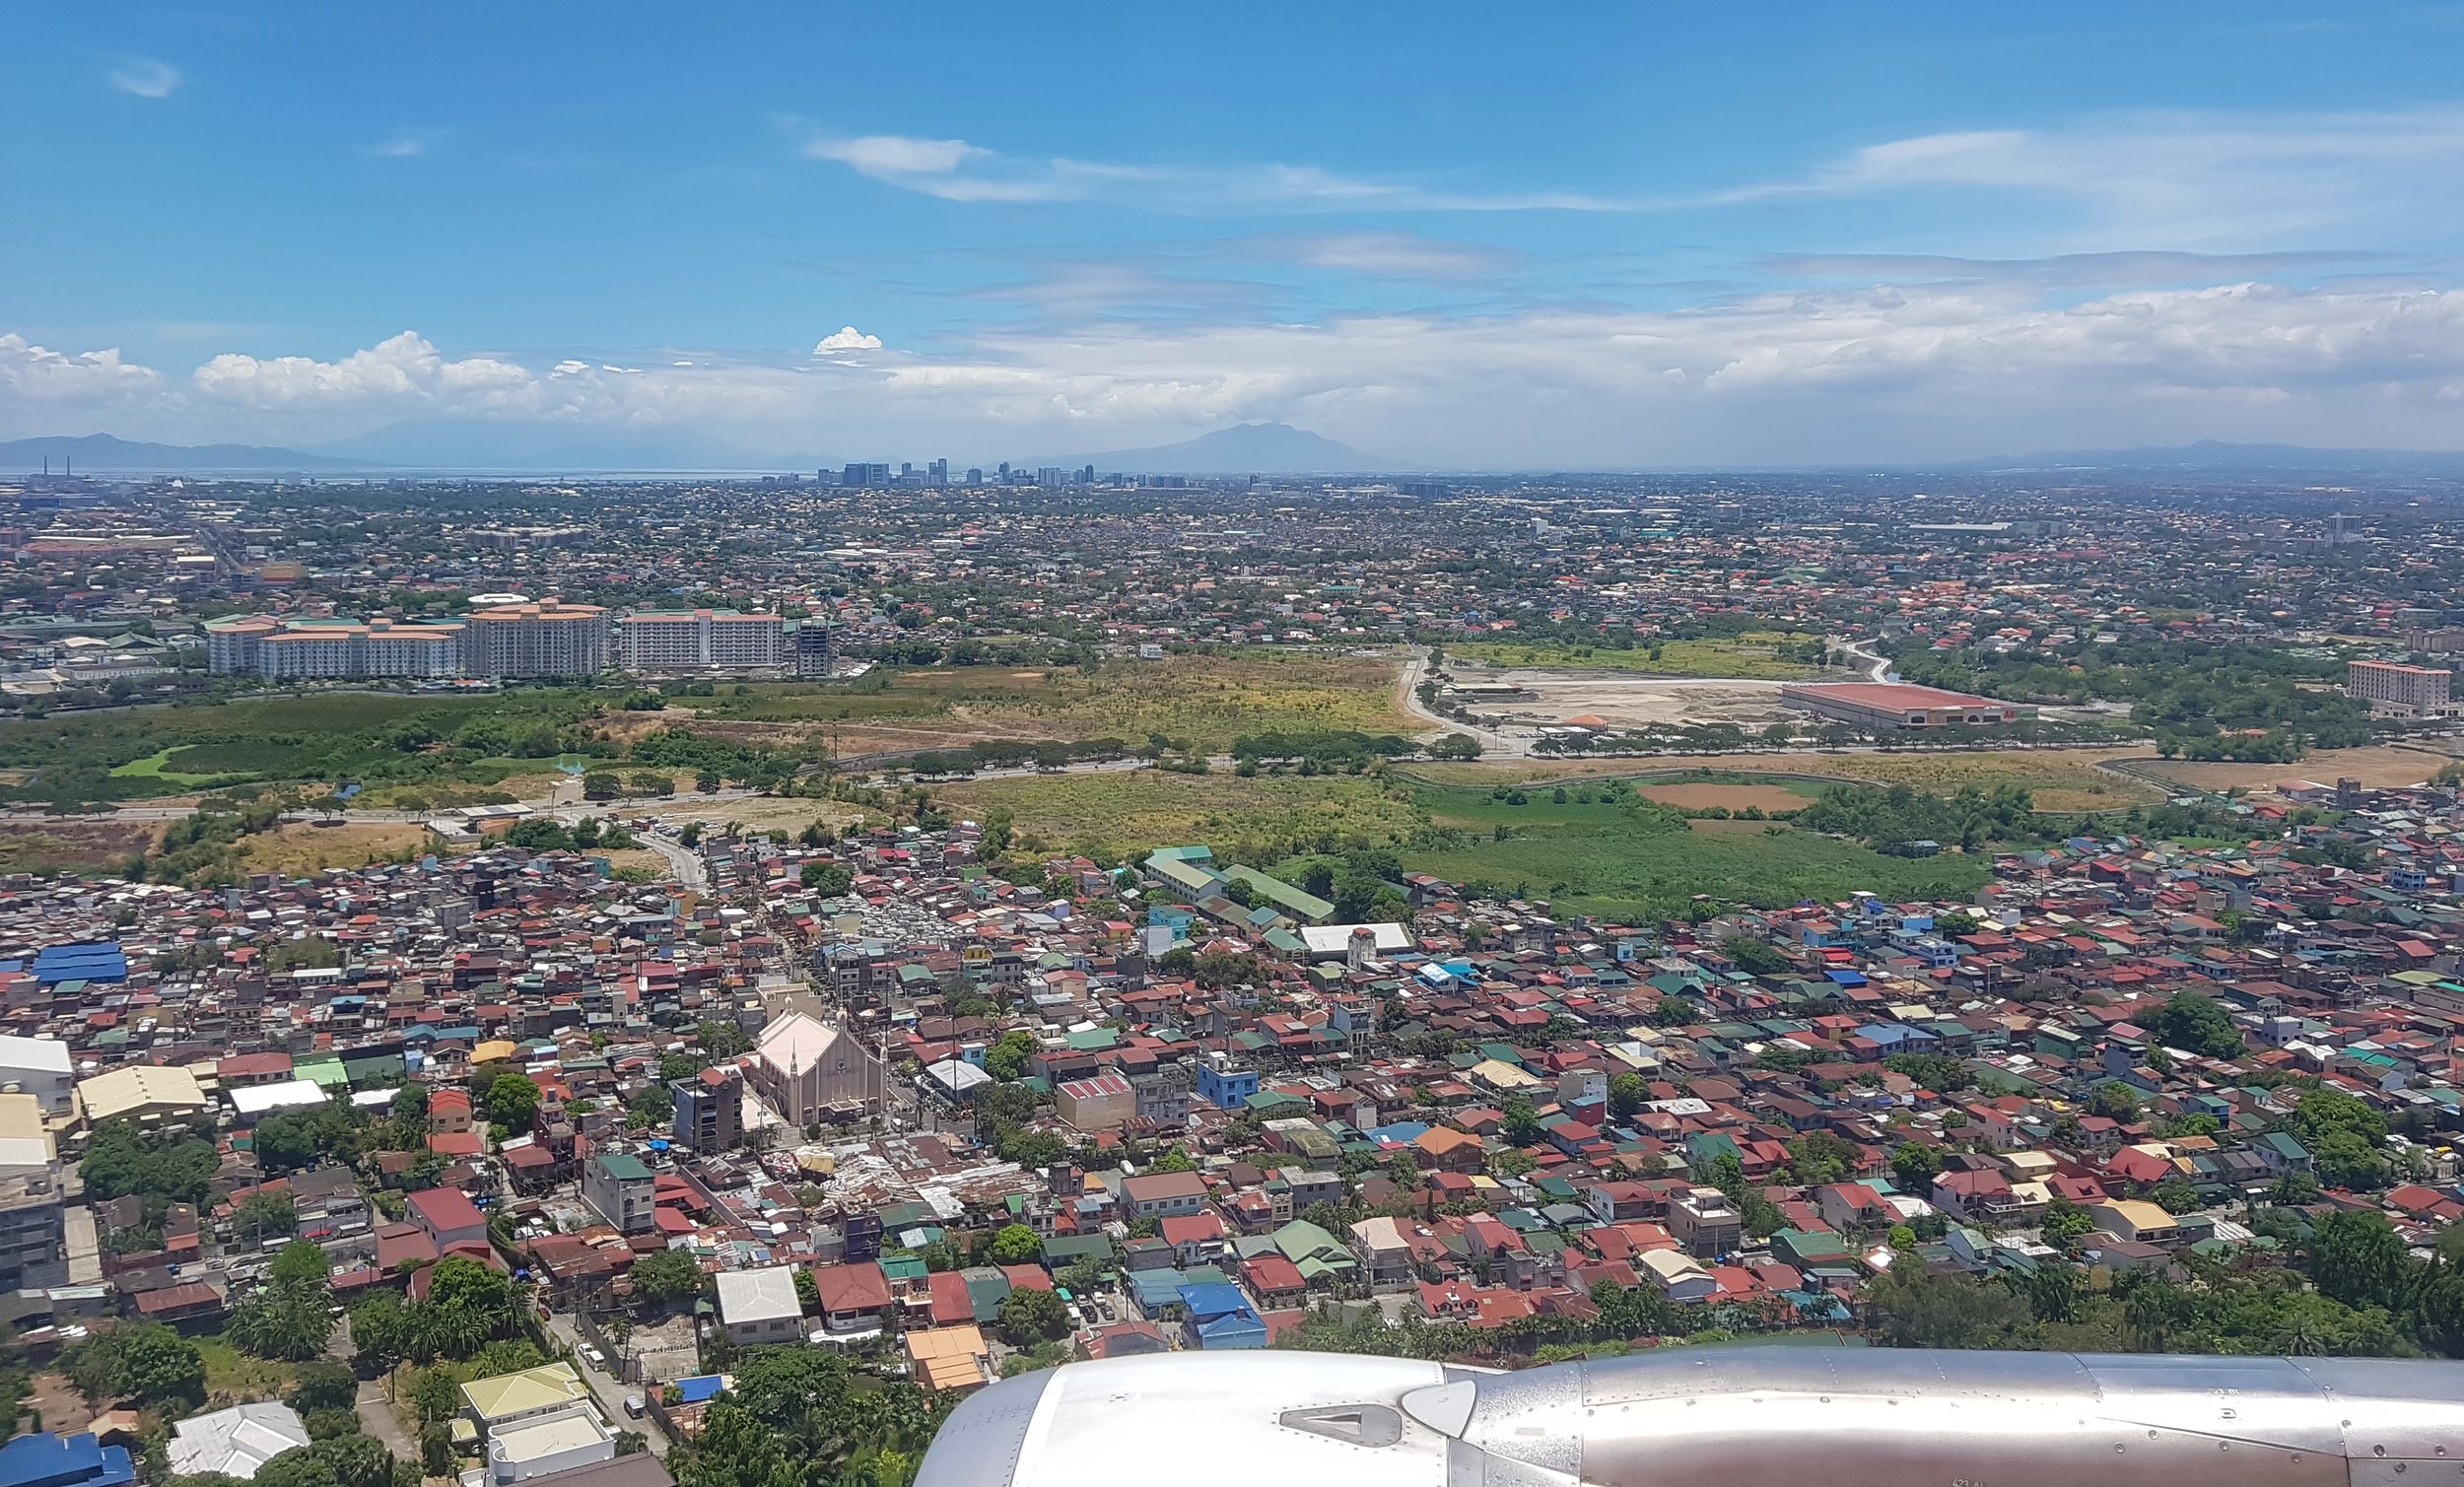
[467,600,610,678]
[618,609,786,671]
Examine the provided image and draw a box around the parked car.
[579,1345,606,1372]
[623,1394,646,1418]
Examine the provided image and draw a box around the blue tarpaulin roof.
[33,942,125,986]
[674,1376,726,1403]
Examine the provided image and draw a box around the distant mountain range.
[1074,422,1389,474]
[1954,439,2464,475]
[0,433,364,472]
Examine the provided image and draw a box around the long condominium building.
[206,616,466,678]
[2349,659,2454,714]
[466,600,610,679]
[617,609,785,671]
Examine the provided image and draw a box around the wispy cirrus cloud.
[368,128,449,159]
[792,126,1625,213]
[108,58,180,99]
[1711,106,2464,248]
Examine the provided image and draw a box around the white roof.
[1300,922,1411,956]
[230,1078,330,1117]
[0,1035,71,1076]
[170,1401,311,1479]
[922,1057,992,1094]
[716,1265,804,1325]
[758,1009,854,1076]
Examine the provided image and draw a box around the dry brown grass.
[0,818,163,873]
[240,822,439,875]
[1639,782,1806,812]
[2139,744,2462,793]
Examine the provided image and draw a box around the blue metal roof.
[0,1433,135,1487]
[32,942,126,986]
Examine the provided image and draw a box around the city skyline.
[8,3,2464,466]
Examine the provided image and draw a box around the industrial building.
[1778,680,2022,730]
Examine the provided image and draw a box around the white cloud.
[1713,105,2464,250]
[0,334,165,403]
[191,331,534,410]
[793,126,1621,213]
[814,326,883,353]
[13,277,2464,462]
[369,131,445,159]
[108,58,180,99]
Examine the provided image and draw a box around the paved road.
[1395,646,1529,757]
[541,1312,670,1457]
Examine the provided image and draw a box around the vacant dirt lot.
[240,822,436,875]
[1447,666,1797,729]
[2138,744,2463,794]
[1640,782,1807,812]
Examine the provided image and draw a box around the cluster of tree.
[1155,945,1268,989]
[502,815,638,852]
[627,725,823,791]
[2139,990,2248,1060]
[1229,729,1416,768]
[1795,781,2041,852]
[82,1119,221,1206]
[348,1256,524,1368]
[670,1343,947,1487]
[229,1240,340,1361]
[799,861,854,896]
[1892,639,2371,751]
[63,1321,206,1411]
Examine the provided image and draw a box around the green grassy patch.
[1402,781,1988,916]
[194,1333,298,1403]
[1447,634,1820,680]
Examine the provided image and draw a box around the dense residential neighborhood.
[8,759,2464,1482]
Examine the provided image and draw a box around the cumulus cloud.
[12,278,2464,462]
[108,59,180,99]
[814,326,883,353]
[0,333,165,403]
[793,126,1621,213]
[191,331,533,410]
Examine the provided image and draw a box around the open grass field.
[1445,634,1821,680]
[1401,746,2156,811]
[929,769,1422,862]
[0,687,623,806]
[238,822,440,876]
[1403,780,1989,917]
[683,653,1418,757]
[0,818,163,874]
[194,1333,297,1405]
[1638,781,1811,812]
[2136,744,2462,794]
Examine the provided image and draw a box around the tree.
[80,1119,218,1205]
[236,1190,300,1242]
[801,862,854,896]
[2310,1211,2412,1312]
[997,1286,1069,1343]
[1607,1072,1647,1123]
[2041,1196,2094,1251]
[486,1072,542,1132]
[1149,1145,1196,1174]
[252,1449,342,1487]
[1788,1129,1859,1187]
[1500,1097,1542,1147]
[290,1362,361,1415]
[629,1248,705,1307]
[1890,1142,1941,1191]
[2151,1175,2203,1216]
[986,1225,1044,1266]
[270,1239,332,1292]
[70,1321,205,1409]
[984,1030,1040,1082]
[2142,991,2246,1060]
[230,1291,336,1361]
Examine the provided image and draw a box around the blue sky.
[6,2,2464,465]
